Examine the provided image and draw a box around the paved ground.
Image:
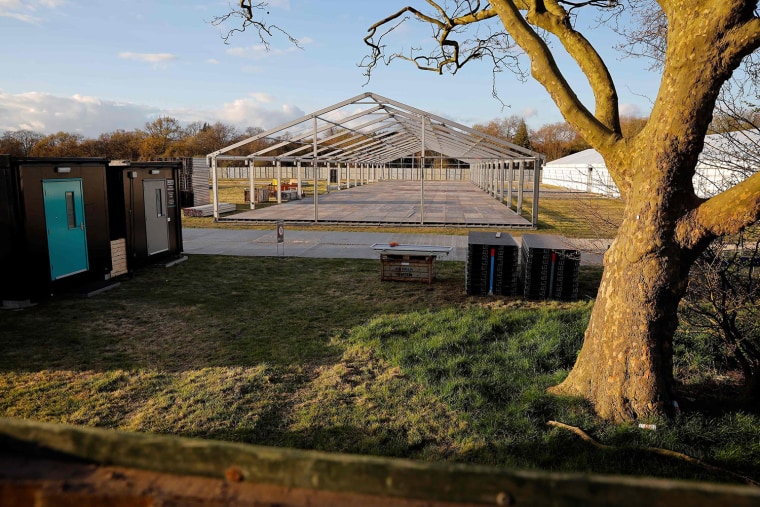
[221,180,533,228]
[182,228,607,265]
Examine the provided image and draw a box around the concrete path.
[182,228,607,265]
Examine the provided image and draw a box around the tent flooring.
[219,181,533,228]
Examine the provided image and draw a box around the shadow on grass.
[190,395,758,486]
[0,256,471,373]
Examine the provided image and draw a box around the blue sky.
[0,1,660,137]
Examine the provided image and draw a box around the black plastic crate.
[466,232,518,296]
[520,234,581,301]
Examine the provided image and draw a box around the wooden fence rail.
[1,417,758,506]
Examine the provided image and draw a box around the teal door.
[43,179,89,280]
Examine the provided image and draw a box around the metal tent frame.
[207,92,544,226]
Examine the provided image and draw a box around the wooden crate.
[380,254,435,284]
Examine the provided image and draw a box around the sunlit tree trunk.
[549,178,696,420]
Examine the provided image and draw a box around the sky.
[0,1,661,138]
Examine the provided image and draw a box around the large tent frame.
[208,92,544,226]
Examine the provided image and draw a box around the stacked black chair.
[466,232,519,296]
[520,234,580,300]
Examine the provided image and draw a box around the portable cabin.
[106,161,183,270]
[0,156,113,303]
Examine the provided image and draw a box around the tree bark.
[549,221,691,421]
[548,154,700,421]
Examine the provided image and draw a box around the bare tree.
[363,1,760,422]
[0,130,44,157]
[29,132,85,157]
[530,121,588,161]
[472,115,524,141]
[681,229,760,399]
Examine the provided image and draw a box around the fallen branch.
[547,420,760,487]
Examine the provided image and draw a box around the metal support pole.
[420,115,426,225]
[297,160,302,199]
[211,155,219,220]
[313,116,319,222]
[507,161,514,209]
[517,160,525,216]
[493,162,497,197]
[532,158,541,227]
[496,162,501,199]
[249,157,255,209]
[276,159,282,204]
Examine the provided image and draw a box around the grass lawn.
[1,256,758,485]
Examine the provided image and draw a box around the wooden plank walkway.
[221,181,532,228]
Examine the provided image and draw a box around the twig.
[547,420,760,487]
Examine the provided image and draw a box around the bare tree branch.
[210,1,300,48]
[522,0,623,134]
[676,170,760,250]
[362,1,623,153]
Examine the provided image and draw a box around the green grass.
[511,192,624,238]
[1,255,758,484]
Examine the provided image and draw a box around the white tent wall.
[542,131,759,199]
[541,149,620,197]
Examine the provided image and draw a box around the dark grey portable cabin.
[0,156,113,302]
[106,161,183,269]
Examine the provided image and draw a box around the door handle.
[79,222,85,230]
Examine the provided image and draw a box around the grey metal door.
[143,179,169,255]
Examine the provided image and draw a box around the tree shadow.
[675,376,760,416]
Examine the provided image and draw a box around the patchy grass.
[510,193,624,238]
[1,255,758,484]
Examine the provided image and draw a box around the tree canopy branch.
[676,170,760,250]
[210,1,300,47]
[363,0,622,148]
[523,0,621,133]
[489,0,617,148]
[721,17,760,65]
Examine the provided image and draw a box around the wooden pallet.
[182,203,237,217]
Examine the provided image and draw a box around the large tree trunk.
[549,177,697,422]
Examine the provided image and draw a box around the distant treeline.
[0,114,654,162]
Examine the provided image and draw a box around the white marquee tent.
[542,130,760,198]
[207,92,544,225]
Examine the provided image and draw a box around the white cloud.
[250,92,274,103]
[0,90,305,137]
[172,96,305,128]
[119,52,178,64]
[226,37,308,60]
[620,103,642,117]
[520,107,538,118]
[206,58,221,65]
[226,44,270,59]
[0,90,160,135]
[0,0,64,23]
